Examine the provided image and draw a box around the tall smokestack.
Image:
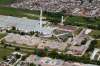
[40,8,43,28]
[60,16,64,25]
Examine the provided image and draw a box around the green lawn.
[89,30,100,39]
[0,33,7,39]
[95,40,100,48]
[0,47,14,61]
[0,0,14,4]
[0,7,39,19]
[0,6,62,21]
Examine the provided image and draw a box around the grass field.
[0,43,34,61]
[0,33,11,61]
[0,6,62,20]
[95,40,100,48]
[89,30,100,39]
[0,0,14,4]
[0,7,40,19]
[0,47,14,61]
[0,33,7,39]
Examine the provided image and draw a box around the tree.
[35,31,39,37]
[81,38,87,45]
[20,32,26,35]
[0,40,5,44]
[2,56,7,60]
[48,50,58,59]
[34,48,49,57]
[15,47,20,51]
[15,54,21,59]
[29,31,34,35]
[12,26,16,30]
[34,48,43,57]
[87,40,97,52]
[3,44,7,48]
[30,63,36,66]
[44,47,49,56]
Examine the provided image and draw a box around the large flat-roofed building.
[0,15,55,37]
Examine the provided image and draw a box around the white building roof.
[0,15,54,35]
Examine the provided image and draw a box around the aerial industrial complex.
[0,0,100,66]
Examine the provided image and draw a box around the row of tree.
[6,26,40,37]
[33,47,100,65]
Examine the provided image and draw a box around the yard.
[0,6,61,23]
[0,33,7,39]
[89,30,100,39]
[0,0,15,4]
[0,7,39,19]
[0,47,14,61]
[95,40,100,48]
